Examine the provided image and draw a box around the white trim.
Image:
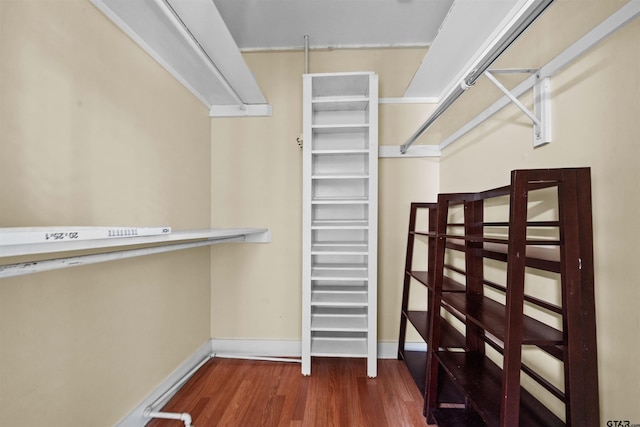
[211,338,407,360]
[403,341,428,352]
[115,340,213,427]
[212,339,302,357]
[209,104,273,117]
[379,145,441,158]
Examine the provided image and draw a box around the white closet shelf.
[0,228,270,258]
[312,98,369,112]
[0,228,271,279]
[311,315,368,332]
[312,124,369,131]
[312,95,369,103]
[311,197,369,204]
[311,263,368,270]
[312,173,369,179]
[303,71,377,377]
[311,243,368,255]
[311,334,367,357]
[311,149,369,155]
[311,292,368,306]
[312,126,369,135]
[311,220,369,229]
[311,269,368,280]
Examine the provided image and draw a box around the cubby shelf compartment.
[303,72,378,378]
[311,306,367,330]
[311,220,369,229]
[311,269,368,280]
[311,332,368,357]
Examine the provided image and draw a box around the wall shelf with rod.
[0,227,271,279]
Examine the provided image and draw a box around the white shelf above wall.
[90,0,271,117]
[0,228,271,278]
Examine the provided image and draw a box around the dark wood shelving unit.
[397,202,439,395]
[397,203,466,406]
[399,168,600,427]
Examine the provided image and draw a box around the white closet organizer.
[302,72,378,377]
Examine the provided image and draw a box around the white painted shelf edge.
[0,228,270,258]
[0,228,271,279]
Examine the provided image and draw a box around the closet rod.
[157,0,246,108]
[0,236,244,279]
[439,0,640,150]
[400,0,554,154]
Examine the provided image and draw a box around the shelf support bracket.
[484,70,551,147]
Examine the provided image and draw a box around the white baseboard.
[211,338,407,359]
[115,340,213,427]
[115,338,414,426]
[211,338,301,357]
[403,342,428,352]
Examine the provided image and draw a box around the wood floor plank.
[147,357,433,427]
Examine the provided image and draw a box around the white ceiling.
[212,0,455,50]
[212,0,540,100]
[92,0,542,117]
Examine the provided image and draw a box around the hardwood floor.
[147,357,432,427]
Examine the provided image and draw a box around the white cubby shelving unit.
[302,72,378,377]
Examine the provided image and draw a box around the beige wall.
[0,1,212,426]
[434,1,639,423]
[210,49,440,343]
[2,0,636,425]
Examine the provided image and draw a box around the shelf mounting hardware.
[484,69,551,147]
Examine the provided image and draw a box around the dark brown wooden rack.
[398,168,599,427]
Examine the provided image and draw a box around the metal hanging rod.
[438,0,640,151]
[157,0,246,109]
[400,0,555,154]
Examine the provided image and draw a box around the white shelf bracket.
[484,70,551,147]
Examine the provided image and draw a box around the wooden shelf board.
[431,407,486,427]
[411,230,437,237]
[405,310,466,349]
[436,351,564,427]
[408,271,466,293]
[442,292,563,346]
